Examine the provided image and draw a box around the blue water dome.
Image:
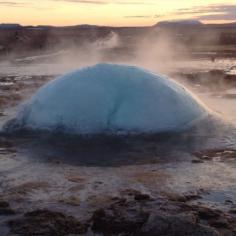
[6,64,208,135]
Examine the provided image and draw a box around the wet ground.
[0,56,235,235]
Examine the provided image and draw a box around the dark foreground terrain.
[3,186,236,236]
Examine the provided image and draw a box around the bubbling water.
[4,63,208,135]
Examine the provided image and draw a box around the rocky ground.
[0,140,235,236]
[0,59,235,235]
[1,182,236,236]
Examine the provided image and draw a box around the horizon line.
[1,20,236,28]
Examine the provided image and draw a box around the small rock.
[134,193,152,201]
[229,208,236,214]
[184,191,202,201]
[67,176,86,183]
[91,206,149,234]
[121,188,142,196]
[0,201,15,215]
[8,209,88,235]
[0,201,10,208]
[0,208,15,215]
[225,199,234,205]
[192,159,204,164]
[141,213,220,236]
[209,218,230,229]
[197,207,221,220]
[165,193,188,202]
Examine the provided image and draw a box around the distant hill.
[2,21,236,30]
[226,22,236,26]
[207,22,236,28]
[0,24,22,29]
[73,24,101,29]
[155,20,203,28]
[0,23,103,30]
[35,24,102,29]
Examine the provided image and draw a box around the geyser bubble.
[5,63,208,135]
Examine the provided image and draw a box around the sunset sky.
[0,0,236,26]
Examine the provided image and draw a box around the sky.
[0,0,236,26]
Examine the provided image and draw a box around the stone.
[8,209,88,236]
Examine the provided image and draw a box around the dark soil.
[8,209,88,236]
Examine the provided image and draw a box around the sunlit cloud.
[114,1,154,5]
[53,0,107,4]
[124,14,163,19]
[0,1,28,7]
[53,0,155,5]
[170,4,236,22]
[124,15,153,18]
[0,1,54,10]
[0,1,236,26]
